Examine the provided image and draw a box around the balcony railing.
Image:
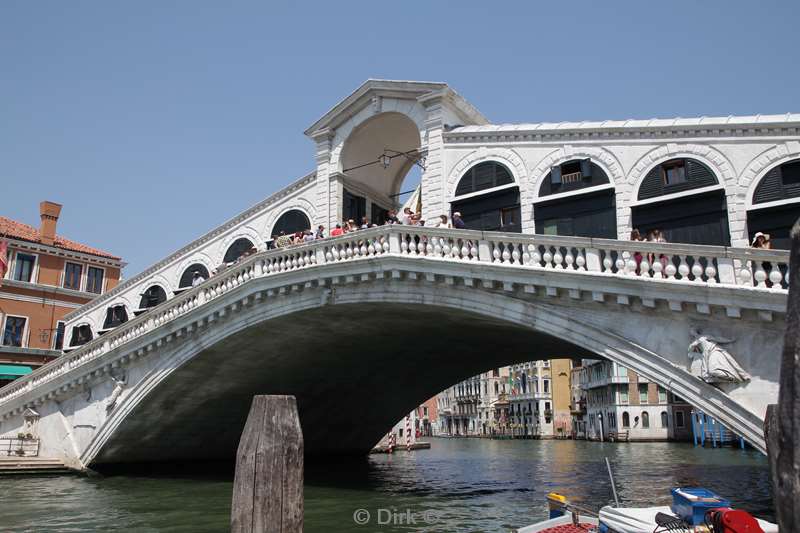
[0,225,788,410]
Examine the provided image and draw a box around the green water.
[0,439,773,532]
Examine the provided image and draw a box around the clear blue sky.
[2,1,798,276]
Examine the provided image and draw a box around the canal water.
[0,439,773,532]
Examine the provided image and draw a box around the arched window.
[452,162,520,233]
[223,238,255,264]
[632,158,728,246]
[178,264,210,289]
[139,285,167,310]
[271,210,311,238]
[622,411,630,428]
[535,159,616,238]
[455,162,513,197]
[641,411,650,429]
[747,158,800,249]
[70,324,93,347]
[540,159,610,196]
[102,305,128,329]
[638,158,718,201]
[660,411,669,428]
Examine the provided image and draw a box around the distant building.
[0,201,124,385]
[415,396,438,437]
[570,364,588,439]
[436,360,571,439]
[581,359,673,441]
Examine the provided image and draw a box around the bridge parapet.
[0,227,788,419]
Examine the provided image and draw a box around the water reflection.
[0,439,773,532]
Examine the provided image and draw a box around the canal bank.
[0,438,773,532]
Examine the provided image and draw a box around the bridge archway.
[178,263,210,289]
[223,237,256,264]
[269,209,312,239]
[338,112,422,222]
[80,277,772,466]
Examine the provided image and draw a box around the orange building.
[0,201,124,384]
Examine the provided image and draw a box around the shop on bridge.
[533,158,616,238]
[747,158,800,250]
[450,161,521,233]
[631,158,730,246]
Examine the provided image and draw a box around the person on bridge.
[331,224,343,237]
[452,212,465,229]
[436,214,452,228]
[191,271,205,287]
[751,232,771,249]
[386,209,399,224]
[315,225,325,239]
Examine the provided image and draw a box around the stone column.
[417,91,446,222]
[311,128,335,231]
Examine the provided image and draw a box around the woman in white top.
[435,214,452,228]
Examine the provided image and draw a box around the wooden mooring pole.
[232,395,303,533]
[765,222,800,532]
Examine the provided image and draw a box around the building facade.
[581,359,680,441]
[0,202,123,384]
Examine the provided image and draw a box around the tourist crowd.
[267,208,466,249]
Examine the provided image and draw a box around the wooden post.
[232,395,303,533]
[767,221,800,532]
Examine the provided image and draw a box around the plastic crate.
[670,488,731,525]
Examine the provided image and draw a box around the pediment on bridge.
[304,79,488,138]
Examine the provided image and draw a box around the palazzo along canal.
[0,438,773,532]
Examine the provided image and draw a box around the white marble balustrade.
[0,226,789,409]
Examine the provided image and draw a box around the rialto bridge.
[0,80,796,468]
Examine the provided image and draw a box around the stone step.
[0,457,75,475]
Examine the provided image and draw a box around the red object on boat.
[536,524,594,533]
[707,508,765,533]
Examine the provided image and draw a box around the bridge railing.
[0,226,789,410]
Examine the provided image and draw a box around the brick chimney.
[39,201,62,246]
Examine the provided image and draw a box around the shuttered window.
[638,158,717,200]
[753,159,800,204]
[455,162,513,197]
[139,286,167,309]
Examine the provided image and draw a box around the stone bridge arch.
[77,273,776,466]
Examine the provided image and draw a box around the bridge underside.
[92,303,591,465]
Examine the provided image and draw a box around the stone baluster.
[663,253,677,280]
[542,247,553,268]
[675,255,690,281]
[615,250,626,275]
[753,260,768,288]
[501,242,511,264]
[553,248,564,270]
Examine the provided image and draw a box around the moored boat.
[517,488,778,533]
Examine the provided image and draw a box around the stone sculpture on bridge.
[688,329,751,384]
[106,374,127,411]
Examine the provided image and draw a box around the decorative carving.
[106,374,127,411]
[22,408,40,438]
[688,328,751,383]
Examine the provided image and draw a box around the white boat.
[517,490,778,533]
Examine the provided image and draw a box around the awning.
[0,364,33,380]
